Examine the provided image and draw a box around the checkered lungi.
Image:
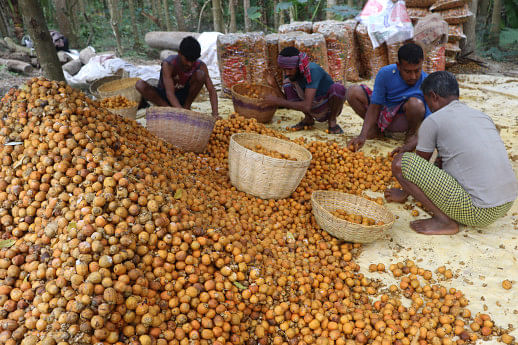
[361,84,405,132]
[401,152,513,227]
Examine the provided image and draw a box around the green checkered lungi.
[401,152,513,227]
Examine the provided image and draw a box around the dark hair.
[179,36,201,61]
[279,46,300,57]
[398,43,424,64]
[420,71,460,98]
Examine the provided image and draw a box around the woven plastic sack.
[358,0,414,48]
[356,23,389,79]
[405,0,436,8]
[423,43,446,74]
[344,20,361,82]
[448,24,467,41]
[407,7,431,24]
[279,21,313,34]
[266,33,283,87]
[295,33,329,73]
[414,14,448,53]
[315,23,350,85]
[430,0,468,11]
[437,4,472,24]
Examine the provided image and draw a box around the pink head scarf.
[277,52,312,83]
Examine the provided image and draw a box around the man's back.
[417,100,517,208]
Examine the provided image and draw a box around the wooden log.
[0,58,33,74]
[144,31,200,50]
[4,37,36,56]
[79,47,96,65]
[0,51,31,63]
[160,49,177,60]
[62,59,82,75]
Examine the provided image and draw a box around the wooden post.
[244,0,250,31]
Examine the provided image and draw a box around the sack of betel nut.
[448,24,467,41]
[315,23,350,85]
[356,23,389,79]
[406,7,432,25]
[265,33,283,88]
[217,32,267,98]
[278,21,313,34]
[423,43,446,74]
[343,20,361,82]
[217,34,249,98]
[430,0,468,11]
[247,32,268,85]
[405,0,436,7]
[294,33,329,73]
[436,4,473,25]
[312,20,341,33]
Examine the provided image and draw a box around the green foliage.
[325,5,360,19]
[247,6,262,20]
[504,0,518,28]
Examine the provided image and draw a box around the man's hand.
[265,73,277,88]
[347,135,366,152]
[261,94,281,107]
[391,143,413,156]
[213,114,222,120]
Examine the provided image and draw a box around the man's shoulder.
[377,64,398,78]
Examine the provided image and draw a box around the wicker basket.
[107,105,138,120]
[97,77,142,103]
[311,190,395,243]
[146,107,216,153]
[231,83,278,123]
[89,75,122,98]
[228,133,312,199]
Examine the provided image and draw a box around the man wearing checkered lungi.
[385,71,517,235]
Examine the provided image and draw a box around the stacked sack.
[355,23,389,79]
[405,0,436,25]
[277,32,329,73]
[430,0,471,66]
[217,32,268,97]
[278,21,313,34]
[265,33,283,88]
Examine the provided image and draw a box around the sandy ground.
[181,75,518,342]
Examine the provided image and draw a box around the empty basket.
[228,133,312,199]
[311,190,395,243]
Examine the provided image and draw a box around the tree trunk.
[348,0,354,7]
[19,0,64,81]
[212,0,224,32]
[151,0,161,28]
[489,0,501,45]
[279,10,285,25]
[162,0,172,31]
[172,0,187,31]
[52,0,78,48]
[229,0,237,32]
[11,0,24,39]
[243,0,250,31]
[273,0,279,29]
[128,0,142,49]
[462,0,478,54]
[477,0,489,22]
[188,0,200,31]
[107,0,123,56]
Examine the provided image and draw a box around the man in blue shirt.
[347,43,430,152]
[262,47,347,134]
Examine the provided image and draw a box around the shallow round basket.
[107,105,138,120]
[231,83,278,123]
[146,106,216,153]
[311,190,395,244]
[97,77,142,103]
[89,75,122,98]
[228,133,312,199]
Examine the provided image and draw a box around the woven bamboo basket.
[146,107,216,153]
[231,83,278,123]
[311,190,395,243]
[228,133,312,199]
[89,75,122,98]
[97,77,142,103]
[107,105,138,120]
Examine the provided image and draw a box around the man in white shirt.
[385,71,517,235]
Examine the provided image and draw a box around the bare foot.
[384,188,409,203]
[410,216,459,235]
